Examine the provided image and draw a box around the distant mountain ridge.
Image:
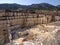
[0,3,26,10]
[29,3,57,10]
[0,3,60,10]
[57,5,60,7]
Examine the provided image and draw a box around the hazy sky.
[0,0,60,5]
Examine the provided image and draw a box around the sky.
[0,0,60,5]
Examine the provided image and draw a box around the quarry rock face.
[1,10,60,45]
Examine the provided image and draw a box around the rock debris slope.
[6,24,60,45]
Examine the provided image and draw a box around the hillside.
[0,3,60,10]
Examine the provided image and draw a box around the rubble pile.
[22,30,59,45]
[21,25,60,45]
[5,24,60,45]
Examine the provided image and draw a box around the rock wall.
[0,10,60,44]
